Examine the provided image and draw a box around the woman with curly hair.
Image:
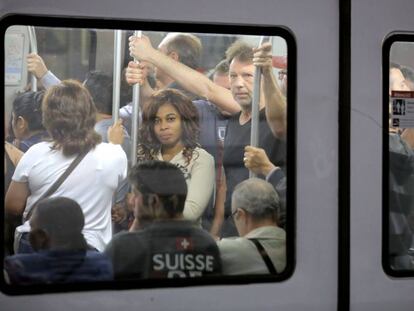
[137,88,215,224]
[5,80,127,253]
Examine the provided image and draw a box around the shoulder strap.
[249,238,278,275]
[24,151,88,222]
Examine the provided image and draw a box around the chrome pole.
[131,30,142,166]
[112,30,122,121]
[249,36,266,178]
[27,26,38,92]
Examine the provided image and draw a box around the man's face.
[229,58,255,112]
[213,72,231,90]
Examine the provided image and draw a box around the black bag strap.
[24,151,88,222]
[249,238,278,275]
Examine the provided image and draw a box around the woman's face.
[154,103,183,148]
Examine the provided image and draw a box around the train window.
[383,34,414,276]
[2,15,295,294]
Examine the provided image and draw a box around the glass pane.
[3,19,294,291]
[387,40,414,273]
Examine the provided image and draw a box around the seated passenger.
[105,160,222,280]
[217,178,286,275]
[9,91,49,152]
[4,197,113,284]
[243,146,286,229]
[136,89,215,224]
[5,80,127,253]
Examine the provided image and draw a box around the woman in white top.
[5,80,127,253]
[137,88,215,224]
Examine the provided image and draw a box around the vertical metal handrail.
[131,30,142,166]
[249,36,266,178]
[27,26,38,92]
[112,30,122,121]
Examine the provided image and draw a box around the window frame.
[1,13,297,295]
[382,32,414,278]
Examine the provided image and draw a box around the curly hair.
[137,88,200,166]
[42,80,101,156]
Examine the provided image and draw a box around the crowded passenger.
[388,63,414,270]
[4,197,113,284]
[4,91,49,255]
[209,59,231,90]
[128,36,286,237]
[134,88,215,225]
[105,160,222,280]
[217,178,286,275]
[26,56,132,232]
[5,80,127,253]
[4,120,24,256]
[120,32,206,128]
[8,91,49,152]
[243,146,286,229]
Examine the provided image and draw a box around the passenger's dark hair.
[12,91,45,132]
[164,33,202,69]
[42,80,101,156]
[138,88,200,166]
[30,197,87,250]
[128,160,187,222]
[225,40,254,64]
[83,71,113,115]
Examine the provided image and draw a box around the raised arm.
[128,35,240,114]
[27,53,61,89]
[253,42,287,140]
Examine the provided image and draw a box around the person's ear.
[29,228,50,251]
[237,208,248,224]
[168,51,179,62]
[147,193,160,208]
[16,116,27,129]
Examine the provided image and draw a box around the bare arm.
[254,42,287,140]
[5,181,29,216]
[5,142,24,167]
[401,128,414,149]
[128,35,240,114]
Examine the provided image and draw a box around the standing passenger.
[128,37,287,237]
[135,89,215,225]
[9,91,49,152]
[5,80,127,253]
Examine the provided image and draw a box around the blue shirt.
[4,249,113,284]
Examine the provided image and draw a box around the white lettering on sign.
[152,253,215,273]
